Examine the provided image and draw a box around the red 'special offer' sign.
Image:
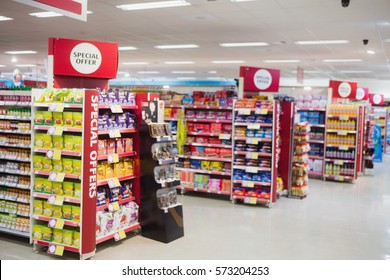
[329,80,358,100]
[355,87,369,101]
[49,38,118,79]
[369,93,385,105]
[240,66,280,92]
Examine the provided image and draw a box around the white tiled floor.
[1,156,389,260]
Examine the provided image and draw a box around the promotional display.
[239,66,280,96]
[369,94,385,106]
[329,80,358,102]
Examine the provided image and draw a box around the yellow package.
[63,182,73,197]
[123,158,134,176]
[73,183,81,198]
[52,159,63,172]
[63,89,73,103]
[73,89,83,104]
[42,111,53,126]
[42,179,52,193]
[35,110,45,125]
[114,161,125,177]
[42,134,53,149]
[52,89,68,103]
[73,231,80,248]
[106,164,114,179]
[33,200,43,215]
[41,226,53,242]
[39,89,53,102]
[73,159,82,175]
[52,135,63,150]
[73,136,82,152]
[43,201,53,217]
[33,177,44,192]
[41,157,52,172]
[53,229,63,244]
[62,229,73,246]
[63,135,74,151]
[72,206,80,222]
[164,108,172,118]
[63,112,73,127]
[52,205,62,219]
[52,182,63,195]
[62,158,73,174]
[34,133,45,148]
[33,225,42,240]
[62,205,72,220]
[73,112,82,128]
[53,112,63,126]
[33,155,43,171]
[97,163,106,181]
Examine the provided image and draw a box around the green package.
[62,158,73,174]
[52,135,63,150]
[63,135,74,151]
[41,157,52,172]
[52,159,63,172]
[73,183,81,198]
[73,159,82,175]
[63,181,73,197]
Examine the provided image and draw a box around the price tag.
[107,154,119,163]
[246,167,258,173]
[339,116,349,121]
[247,123,260,130]
[48,103,65,112]
[246,138,259,145]
[48,195,64,206]
[255,108,268,115]
[110,105,123,113]
[334,160,344,165]
[219,134,231,140]
[335,176,345,181]
[46,149,61,160]
[114,230,126,241]
[48,218,65,229]
[47,126,63,136]
[48,172,65,182]
[337,131,348,136]
[108,178,121,188]
[242,181,255,188]
[244,197,257,204]
[108,202,120,212]
[246,152,258,160]
[339,146,349,151]
[109,129,121,138]
[47,244,64,256]
[238,108,251,115]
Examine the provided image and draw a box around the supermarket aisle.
[1,156,389,260]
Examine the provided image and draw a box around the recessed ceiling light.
[11,57,17,63]
[211,60,245,64]
[5,50,37,54]
[0,75,4,78]
[0,16,13,21]
[164,61,195,65]
[171,71,195,74]
[295,40,349,45]
[366,50,375,55]
[155,44,199,49]
[339,70,371,73]
[86,11,93,14]
[207,77,226,80]
[176,77,196,80]
[323,59,362,62]
[16,64,37,67]
[219,42,268,47]
[29,11,64,18]
[138,71,159,74]
[264,59,300,63]
[117,1,191,11]
[118,46,138,51]
[122,62,149,65]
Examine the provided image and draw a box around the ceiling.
[1,0,390,83]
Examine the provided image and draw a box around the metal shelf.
[185,118,232,123]
[0,227,30,238]
[233,165,272,172]
[33,148,81,157]
[97,174,136,187]
[96,196,135,211]
[0,143,31,149]
[186,105,232,110]
[96,223,140,244]
[34,103,83,109]
[177,155,232,162]
[185,142,232,149]
[34,170,81,180]
[233,151,272,157]
[234,137,272,142]
[32,192,81,204]
[176,167,231,176]
[0,129,31,135]
[0,169,30,176]
[233,180,271,187]
[97,151,136,161]
[0,156,31,162]
[0,115,31,121]
[33,214,80,227]
[234,122,273,127]
[176,186,230,196]
[98,128,137,135]
[33,239,79,253]
[34,125,82,133]
[98,104,138,110]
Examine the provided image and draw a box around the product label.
[238,108,251,115]
[254,69,273,90]
[109,129,121,138]
[114,230,126,241]
[47,126,63,136]
[219,134,231,140]
[244,196,257,204]
[48,218,65,229]
[107,154,119,163]
[48,103,65,112]
[337,131,348,136]
[340,145,349,151]
[48,172,65,182]
[255,108,269,115]
[70,43,102,74]
[46,149,61,160]
[246,152,259,160]
[246,167,258,173]
[247,123,261,130]
[47,244,64,256]
[242,181,255,188]
[108,178,121,188]
[246,138,259,145]
[48,195,64,206]
[108,202,120,212]
[339,116,349,121]
[110,105,123,113]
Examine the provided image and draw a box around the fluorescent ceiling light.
[295,40,349,45]
[0,16,13,21]
[171,71,195,74]
[164,61,194,65]
[208,70,217,74]
[207,77,226,80]
[118,46,138,51]
[117,1,191,11]
[155,44,199,49]
[87,11,93,14]
[304,86,312,91]
[138,71,159,74]
[366,50,375,55]
[11,57,17,63]
[29,11,63,18]
[211,60,245,64]
[122,62,149,65]
[323,59,362,62]
[0,65,5,67]
[16,64,37,67]
[219,42,268,47]
[339,70,371,73]
[176,77,196,80]
[5,50,37,54]
[264,59,300,63]
[124,73,130,77]
[230,0,257,2]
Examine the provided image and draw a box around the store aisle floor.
[1,156,389,260]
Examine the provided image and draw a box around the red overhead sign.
[240,66,280,92]
[369,93,385,105]
[329,80,358,100]
[49,38,118,79]
[355,87,369,101]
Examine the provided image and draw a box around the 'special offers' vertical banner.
[51,38,118,79]
[81,89,99,255]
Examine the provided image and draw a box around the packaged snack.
[116,138,124,153]
[41,157,52,172]
[123,158,134,176]
[73,183,81,198]
[62,229,73,246]
[34,111,45,125]
[53,229,63,243]
[72,112,82,128]
[33,200,43,215]
[107,139,116,154]
[116,113,127,128]
[42,134,53,149]
[52,205,62,218]
[62,158,73,174]
[52,135,63,150]
[34,177,44,192]
[42,111,53,126]
[109,187,120,203]
[73,231,80,248]
[63,182,73,197]
[73,159,82,175]
[119,182,131,199]
[63,135,74,150]
[52,182,63,195]
[63,112,73,127]
[97,163,106,181]
[96,187,107,206]
[33,225,42,240]
[98,139,107,155]
[105,164,114,179]
[52,159,63,172]
[34,133,45,148]
[43,201,53,217]
[41,226,53,242]
[73,135,82,152]
[123,138,133,152]
[53,112,63,126]
[62,205,72,220]
[42,179,52,193]
[72,206,80,222]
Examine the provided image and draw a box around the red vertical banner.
[297,66,304,84]
[81,89,99,256]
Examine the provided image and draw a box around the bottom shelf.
[33,239,79,253]
[308,171,323,177]
[323,174,354,182]
[177,186,230,196]
[96,223,140,244]
[232,195,270,205]
[0,227,29,238]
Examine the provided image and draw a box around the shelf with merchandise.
[96,174,136,187]
[176,185,231,196]
[96,223,141,244]
[176,167,230,177]
[32,192,81,205]
[177,154,231,162]
[0,227,30,238]
[97,151,136,161]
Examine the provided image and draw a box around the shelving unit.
[323,104,364,182]
[296,107,326,178]
[231,99,280,207]
[0,90,32,238]
[372,107,388,154]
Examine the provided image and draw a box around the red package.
[195,137,208,143]
[191,146,205,156]
[107,139,116,154]
[210,123,222,133]
[208,138,222,144]
[219,148,232,158]
[204,148,220,157]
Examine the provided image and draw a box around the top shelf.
[33,103,82,109]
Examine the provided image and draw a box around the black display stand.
[139,124,184,243]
